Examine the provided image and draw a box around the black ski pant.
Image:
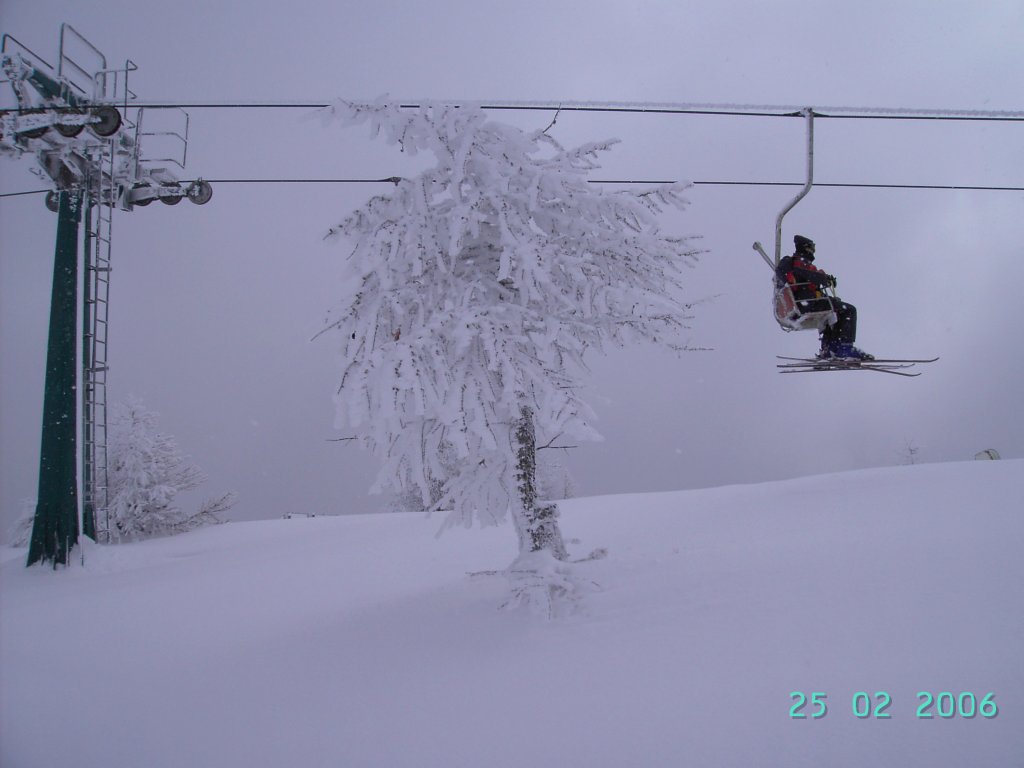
[821,299,857,345]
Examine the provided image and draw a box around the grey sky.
[2,0,1022,535]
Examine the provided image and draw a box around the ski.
[777,356,939,365]
[776,360,916,372]
[780,364,922,377]
[776,355,937,378]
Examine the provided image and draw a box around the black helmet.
[794,235,816,258]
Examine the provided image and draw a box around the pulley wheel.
[55,122,84,138]
[89,106,122,137]
[55,111,85,137]
[187,180,214,205]
[22,110,48,139]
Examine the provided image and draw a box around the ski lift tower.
[1,24,213,566]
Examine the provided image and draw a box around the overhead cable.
[170,178,1024,192]
[4,178,1023,199]
[74,100,1024,122]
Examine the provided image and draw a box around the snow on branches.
[106,399,235,541]
[319,99,701,572]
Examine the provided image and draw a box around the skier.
[775,235,874,360]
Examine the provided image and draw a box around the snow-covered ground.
[2,460,1021,767]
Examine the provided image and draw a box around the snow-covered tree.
[900,439,921,465]
[106,399,235,541]
[319,100,701,614]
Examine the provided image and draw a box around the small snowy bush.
[105,399,235,541]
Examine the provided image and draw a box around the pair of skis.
[777,356,939,377]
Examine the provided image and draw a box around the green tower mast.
[26,191,83,566]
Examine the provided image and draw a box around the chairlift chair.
[752,109,835,333]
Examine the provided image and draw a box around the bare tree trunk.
[511,406,568,560]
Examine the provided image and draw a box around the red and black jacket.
[776,255,836,301]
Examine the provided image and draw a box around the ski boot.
[820,342,874,361]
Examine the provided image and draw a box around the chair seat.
[774,283,836,332]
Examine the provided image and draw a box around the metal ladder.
[58,22,135,542]
[82,139,116,542]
